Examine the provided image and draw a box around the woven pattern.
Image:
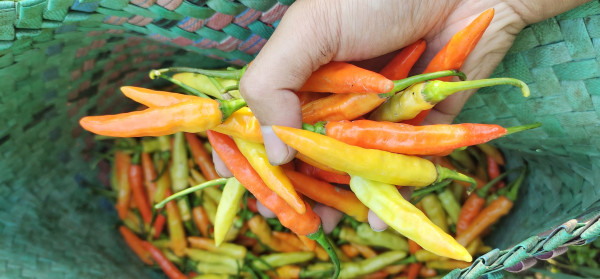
[455,0,600,254]
[0,0,293,65]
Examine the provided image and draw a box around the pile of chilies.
[81,8,539,279]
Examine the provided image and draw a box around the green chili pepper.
[185,248,241,270]
[421,194,449,233]
[196,262,239,275]
[170,132,192,222]
[202,191,218,226]
[437,188,461,224]
[252,252,315,271]
[339,224,409,251]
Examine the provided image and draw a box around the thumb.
[239,1,337,165]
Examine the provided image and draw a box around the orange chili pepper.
[340,244,360,259]
[403,8,495,125]
[114,151,131,220]
[192,206,211,238]
[141,152,157,204]
[352,243,377,259]
[121,86,197,107]
[406,263,422,279]
[119,226,153,265]
[165,188,187,257]
[380,39,427,79]
[129,152,153,226]
[210,107,262,143]
[283,169,368,222]
[185,133,220,180]
[299,61,393,94]
[419,266,438,277]
[142,241,188,279]
[295,160,350,184]
[295,91,325,106]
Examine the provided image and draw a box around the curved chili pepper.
[207,130,340,278]
[185,133,219,180]
[306,120,539,156]
[456,167,526,247]
[283,169,368,222]
[272,126,475,187]
[211,107,262,143]
[187,236,247,259]
[129,151,153,226]
[214,178,246,246]
[301,70,464,124]
[421,194,449,233]
[233,137,306,214]
[121,86,197,107]
[349,175,471,262]
[142,241,188,279]
[114,151,131,220]
[295,160,350,184]
[370,77,529,122]
[119,226,154,265]
[79,97,246,137]
[403,8,495,125]
[456,168,518,234]
[299,61,393,93]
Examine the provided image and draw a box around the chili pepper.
[114,151,131,220]
[355,223,409,251]
[141,152,158,205]
[129,151,153,226]
[170,132,192,223]
[301,70,465,124]
[477,143,505,165]
[202,191,218,225]
[187,236,247,259]
[195,263,238,276]
[297,235,317,251]
[299,61,393,94]
[203,185,222,205]
[121,86,198,107]
[449,149,476,173]
[211,107,263,143]
[119,226,153,265]
[414,249,443,262]
[247,215,290,252]
[252,252,315,271]
[456,168,519,234]
[192,206,211,237]
[283,169,368,222]
[305,120,539,156]
[274,265,301,279]
[421,194,449,233]
[349,175,471,262]
[273,232,306,252]
[207,131,340,278]
[340,251,407,279]
[363,270,389,279]
[163,187,187,257]
[419,266,438,277]
[142,241,188,279]
[352,244,377,258]
[295,153,347,175]
[406,262,422,279]
[79,97,246,137]
[425,260,472,270]
[487,154,504,188]
[403,8,495,125]
[185,248,241,270]
[152,212,166,239]
[186,133,220,180]
[172,72,238,99]
[246,197,258,213]
[456,167,527,247]
[214,178,246,246]
[370,77,529,122]
[296,91,325,106]
[190,274,228,279]
[295,160,351,185]
[437,188,461,224]
[233,137,305,214]
[272,126,475,187]
[340,244,360,259]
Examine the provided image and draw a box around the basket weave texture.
[0,0,599,278]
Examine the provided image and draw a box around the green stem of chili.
[151,66,247,80]
[411,179,452,203]
[498,166,527,201]
[435,165,476,187]
[220,98,247,120]
[155,178,229,209]
[302,122,327,135]
[424,77,530,104]
[475,167,524,197]
[307,226,340,279]
[149,70,216,99]
[380,70,467,98]
[505,123,542,136]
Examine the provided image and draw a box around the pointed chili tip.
[505,122,541,136]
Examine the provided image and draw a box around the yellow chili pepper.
[425,260,472,270]
[272,126,474,187]
[214,178,246,246]
[349,175,471,262]
[211,107,262,143]
[173,72,238,99]
[170,132,191,222]
[421,194,449,233]
[233,137,306,214]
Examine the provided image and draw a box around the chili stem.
[149,70,216,99]
[302,122,327,135]
[307,226,340,279]
[151,67,246,80]
[382,70,467,98]
[475,167,524,197]
[220,98,247,120]
[505,123,541,136]
[155,178,228,209]
[411,180,452,203]
[425,77,530,104]
[435,165,476,188]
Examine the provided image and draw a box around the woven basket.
[0,0,599,278]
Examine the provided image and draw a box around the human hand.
[217,0,590,230]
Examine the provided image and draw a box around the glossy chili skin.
[299,61,393,94]
[114,151,131,220]
[119,226,153,265]
[213,178,246,246]
[185,133,220,180]
[142,241,188,279]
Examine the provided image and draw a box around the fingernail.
[257,200,277,219]
[261,126,296,165]
[212,149,233,178]
[368,210,389,232]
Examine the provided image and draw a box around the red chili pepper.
[478,143,505,165]
[142,241,188,279]
[129,152,153,226]
[487,154,505,189]
[246,197,258,213]
[403,8,495,125]
[119,226,154,265]
[185,132,220,180]
[306,120,539,156]
[456,168,526,247]
[299,61,393,94]
[283,169,368,222]
[296,159,351,184]
[153,213,166,239]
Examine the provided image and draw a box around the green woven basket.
[1,0,599,278]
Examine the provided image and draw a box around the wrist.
[503,0,592,25]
